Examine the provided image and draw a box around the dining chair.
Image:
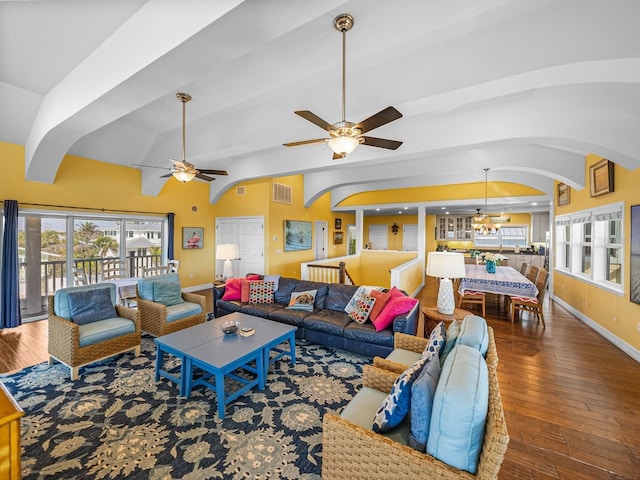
[454,278,486,317]
[142,265,171,277]
[526,265,540,283]
[510,268,549,327]
[519,262,528,276]
[72,267,89,286]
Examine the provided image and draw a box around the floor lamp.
[426,252,466,315]
[216,244,239,280]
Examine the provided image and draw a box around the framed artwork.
[333,231,344,245]
[284,220,312,251]
[631,205,640,305]
[589,159,614,197]
[182,227,204,249]
[334,218,342,230]
[557,183,570,206]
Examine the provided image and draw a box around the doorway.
[314,221,328,260]
[215,216,265,278]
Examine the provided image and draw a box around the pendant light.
[473,168,500,235]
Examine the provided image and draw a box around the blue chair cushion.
[153,281,184,306]
[409,353,441,452]
[166,302,202,323]
[67,286,118,325]
[54,284,117,323]
[78,317,136,347]
[137,273,180,301]
[427,345,489,474]
[455,315,489,356]
[440,319,461,365]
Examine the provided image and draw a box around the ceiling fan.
[133,93,229,182]
[284,14,403,159]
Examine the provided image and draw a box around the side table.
[422,306,472,337]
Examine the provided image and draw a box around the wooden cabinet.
[531,212,550,243]
[0,382,23,480]
[437,216,472,241]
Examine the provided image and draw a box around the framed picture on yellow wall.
[183,227,203,249]
[335,218,342,229]
[557,183,570,206]
[333,231,344,244]
[589,159,614,197]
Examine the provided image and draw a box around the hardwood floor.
[1,280,640,479]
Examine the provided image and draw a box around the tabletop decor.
[484,253,498,273]
[426,252,466,315]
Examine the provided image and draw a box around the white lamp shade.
[328,136,359,156]
[173,170,196,182]
[216,244,239,260]
[426,252,466,279]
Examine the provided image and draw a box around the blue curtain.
[167,213,175,260]
[1,200,21,329]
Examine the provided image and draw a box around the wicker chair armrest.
[393,332,428,353]
[182,292,206,309]
[486,327,498,368]
[136,297,166,313]
[47,296,80,361]
[362,365,400,394]
[372,356,408,374]
[114,305,141,330]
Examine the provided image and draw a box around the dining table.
[459,264,538,301]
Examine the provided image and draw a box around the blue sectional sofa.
[214,277,419,358]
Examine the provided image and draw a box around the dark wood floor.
[1,279,640,479]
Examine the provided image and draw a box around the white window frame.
[474,224,529,248]
[555,202,624,295]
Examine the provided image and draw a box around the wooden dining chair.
[142,265,171,277]
[510,268,549,327]
[519,262,528,276]
[526,265,540,283]
[455,278,486,317]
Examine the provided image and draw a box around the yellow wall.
[553,154,640,350]
[362,214,418,251]
[358,250,417,288]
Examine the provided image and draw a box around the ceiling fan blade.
[198,169,229,176]
[355,106,403,134]
[132,163,172,171]
[160,173,173,178]
[361,136,403,150]
[283,138,329,147]
[332,152,346,160]
[195,173,215,182]
[169,159,187,169]
[294,111,334,131]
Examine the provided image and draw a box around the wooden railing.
[307,261,355,285]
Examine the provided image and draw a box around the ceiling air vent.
[273,183,292,204]
[236,186,246,196]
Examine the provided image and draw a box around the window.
[474,225,528,248]
[555,202,623,293]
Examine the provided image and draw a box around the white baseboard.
[553,297,640,363]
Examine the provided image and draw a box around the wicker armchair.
[323,328,507,480]
[48,284,141,380]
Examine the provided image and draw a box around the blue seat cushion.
[427,345,489,474]
[137,273,180,301]
[268,307,311,327]
[166,301,202,323]
[386,348,421,366]
[78,317,136,347]
[409,353,442,452]
[455,315,489,356]
[54,284,117,322]
[303,310,351,336]
[323,283,359,311]
[343,322,393,347]
[240,303,285,317]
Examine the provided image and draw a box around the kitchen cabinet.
[437,216,472,241]
[531,212,550,243]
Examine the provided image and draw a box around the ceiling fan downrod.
[334,14,353,124]
[176,93,191,163]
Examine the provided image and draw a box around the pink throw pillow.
[369,290,391,321]
[387,286,406,299]
[246,274,261,280]
[241,279,263,302]
[372,296,418,332]
[221,278,244,301]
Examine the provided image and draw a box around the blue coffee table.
[154,313,297,418]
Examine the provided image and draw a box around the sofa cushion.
[293,281,329,308]
[348,293,376,324]
[221,278,244,301]
[372,356,426,433]
[274,277,298,304]
[240,303,284,318]
[343,322,394,347]
[287,290,317,311]
[303,310,351,336]
[137,273,180,301]
[78,317,136,347]
[153,281,185,307]
[249,281,275,304]
[369,290,391,321]
[67,286,118,325]
[455,315,489,356]
[216,299,242,314]
[421,321,446,362]
[427,345,489,474]
[268,307,310,327]
[372,296,418,332]
[323,283,359,311]
[166,302,202,323]
[54,283,117,320]
[409,353,442,452]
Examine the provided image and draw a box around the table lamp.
[426,252,466,315]
[216,244,239,280]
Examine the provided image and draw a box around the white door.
[215,216,264,278]
[403,224,418,251]
[314,221,328,260]
[369,224,388,250]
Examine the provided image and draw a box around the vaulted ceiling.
[1,0,639,216]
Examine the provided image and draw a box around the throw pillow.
[347,294,376,324]
[154,281,185,306]
[368,290,391,321]
[421,321,446,363]
[241,279,263,302]
[387,286,406,299]
[286,289,317,311]
[344,286,366,315]
[440,319,461,365]
[372,356,425,433]
[249,281,275,304]
[221,278,244,301]
[67,287,117,325]
[371,296,419,332]
[409,353,442,452]
[263,274,280,292]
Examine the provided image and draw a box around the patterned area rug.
[1,336,368,480]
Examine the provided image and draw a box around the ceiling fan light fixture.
[173,170,195,183]
[328,135,359,156]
